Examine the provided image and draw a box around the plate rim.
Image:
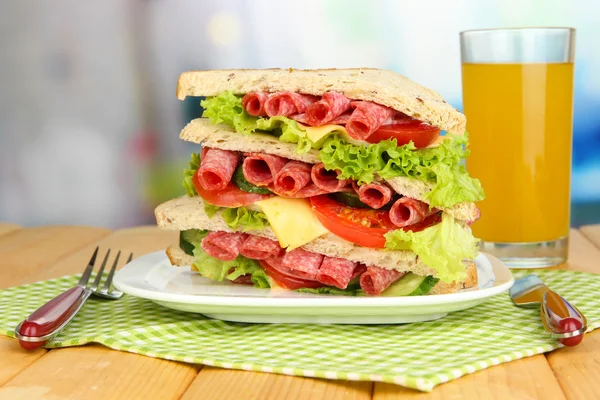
[113,251,514,308]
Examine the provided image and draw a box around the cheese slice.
[296,122,365,147]
[254,197,329,250]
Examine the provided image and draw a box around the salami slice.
[360,266,405,295]
[200,231,247,261]
[264,92,318,117]
[351,264,367,279]
[282,248,324,280]
[290,113,308,124]
[311,163,351,192]
[240,235,283,260]
[353,181,393,209]
[231,274,254,285]
[389,197,437,228]
[273,160,313,196]
[269,183,329,198]
[316,257,357,289]
[305,92,352,126]
[242,92,269,117]
[346,101,395,140]
[197,148,240,191]
[242,153,288,186]
[329,111,353,125]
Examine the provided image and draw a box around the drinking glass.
[460,27,575,268]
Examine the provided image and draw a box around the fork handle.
[17,286,87,350]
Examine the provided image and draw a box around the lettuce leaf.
[320,134,484,207]
[221,207,269,231]
[191,242,270,288]
[296,286,360,296]
[200,91,485,208]
[384,214,479,283]
[201,92,314,153]
[202,201,268,231]
[182,153,200,196]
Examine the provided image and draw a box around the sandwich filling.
[167,88,484,296]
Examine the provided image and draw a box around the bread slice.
[165,246,478,293]
[176,68,466,135]
[179,118,479,221]
[156,195,477,281]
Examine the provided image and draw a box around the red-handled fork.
[14,247,133,350]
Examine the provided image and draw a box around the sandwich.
[155,68,485,296]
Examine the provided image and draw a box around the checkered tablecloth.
[1,270,599,392]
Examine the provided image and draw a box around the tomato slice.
[366,120,440,148]
[311,195,442,248]
[310,195,397,248]
[193,171,272,207]
[259,259,324,290]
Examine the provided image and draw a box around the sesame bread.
[176,68,466,135]
[179,119,479,221]
[155,195,476,280]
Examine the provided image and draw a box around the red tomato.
[311,195,442,248]
[192,173,272,207]
[310,195,396,248]
[558,317,584,347]
[259,259,324,290]
[366,120,440,148]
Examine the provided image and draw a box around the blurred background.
[1,0,599,228]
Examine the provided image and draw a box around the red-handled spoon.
[541,291,587,347]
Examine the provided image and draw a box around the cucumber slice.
[330,192,370,208]
[381,273,440,297]
[232,165,272,194]
[179,229,209,256]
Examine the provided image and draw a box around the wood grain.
[0,223,21,237]
[182,367,373,400]
[539,228,600,400]
[373,355,565,400]
[0,226,195,400]
[0,345,198,400]
[580,224,600,249]
[0,226,111,288]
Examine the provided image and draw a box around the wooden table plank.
[373,356,565,399]
[542,227,600,399]
[580,224,600,249]
[0,345,198,400]
[0,223,21,237]
[547,327,600,400]
[0,226,199,400]
[0,225,111,386]
[0,225,112,289]
[182,367,372,400]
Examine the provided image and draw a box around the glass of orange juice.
[460,27,575,268]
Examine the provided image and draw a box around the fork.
[14,247,133,350]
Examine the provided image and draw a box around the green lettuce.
[182,153,200,196]
[201,92,314,153]
[200,91,485,207]
[296,286,360,296]
[385,214,479,283]
[221,207,269,231]
[202,201,268,231]
[320,134,484,207]
[191,243,270,288]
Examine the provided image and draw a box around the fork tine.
[102,250,122,292]
[126,253,133,263]
[90,249,111,291]
[78,246,99,286]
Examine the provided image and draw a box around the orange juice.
[462,63,574,243]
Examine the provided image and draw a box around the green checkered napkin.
[1,270,599,392]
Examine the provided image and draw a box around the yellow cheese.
[296,122,365,147]
[255,197,329,250]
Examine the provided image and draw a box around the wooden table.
[0,223,599,399]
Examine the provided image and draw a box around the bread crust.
[176,68,466,135]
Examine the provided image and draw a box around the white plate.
[113,252,513,324]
